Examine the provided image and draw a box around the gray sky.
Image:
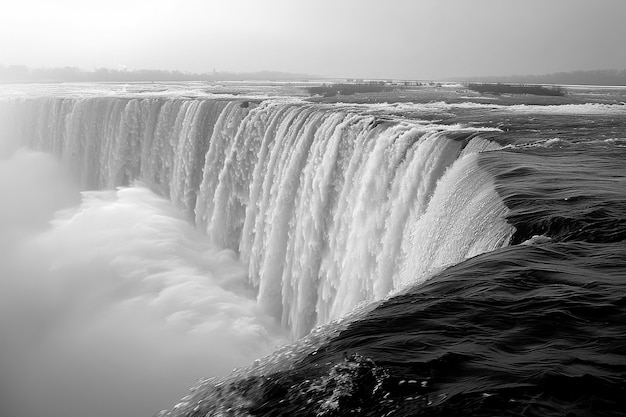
[1,0,625,79]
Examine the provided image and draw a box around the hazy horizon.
[3,64,626,83]
[2,0,626,80]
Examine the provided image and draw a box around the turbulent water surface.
[0,82,624,417]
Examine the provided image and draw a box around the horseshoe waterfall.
[1,85,625,417]
[2,96,512,334]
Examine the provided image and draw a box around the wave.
[480,147,626,244]
[176,241,626,417]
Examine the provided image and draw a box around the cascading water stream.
[1,96,514,339]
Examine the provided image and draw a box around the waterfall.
[2,96,514,338]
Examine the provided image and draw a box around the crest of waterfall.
[2,97,514,338]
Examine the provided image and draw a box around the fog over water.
[0,148,287,417]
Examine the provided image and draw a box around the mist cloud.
[0,149,286,417]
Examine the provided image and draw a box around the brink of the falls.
[2,96,513,338]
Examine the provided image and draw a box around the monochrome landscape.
[1,1,625,416]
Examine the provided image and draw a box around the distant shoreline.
[454,69,626,87]
[2,66,626,87]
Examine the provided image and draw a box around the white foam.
[398,152,514,288]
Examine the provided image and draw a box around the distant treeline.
[465,69,626,86]
[467,83,565,96]
[306,82,397,97]
[0,65,313,82]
